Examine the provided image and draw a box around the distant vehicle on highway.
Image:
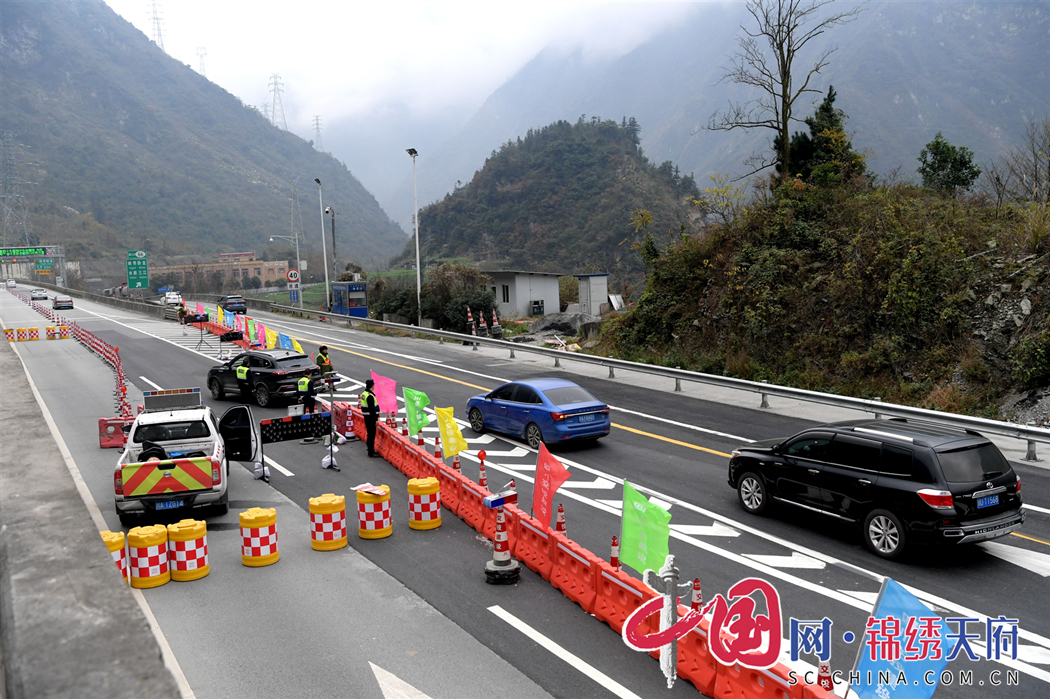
[5,279,15,289]
[727,419,1025,560]
[218,294,247,314]
[52,294,73,310]
[207,349,319,407]
[163,291,184,306]
[30,288,48,300]
[467,378,610,449]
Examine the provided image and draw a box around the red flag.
[532,443,571,531]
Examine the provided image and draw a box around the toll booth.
[332,281,368,318]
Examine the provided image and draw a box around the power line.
[312,116,324,153]
[1,132,35,247]
[148,1,166,53]
[268,74,288,131]
[196,47,207,77]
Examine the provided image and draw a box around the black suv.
[218,295,247,314]
[727,419,1025,559]
[207,349,318,407]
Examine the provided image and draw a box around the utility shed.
[574,273,609,316]
[488,271,563,318]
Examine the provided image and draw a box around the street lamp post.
[406,148,421,327]
[269,233,302,309]
[325,206,338,281]
[314,178,331,312]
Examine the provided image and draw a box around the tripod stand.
[193,321,214,352]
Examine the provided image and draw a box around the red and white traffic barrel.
[127,525,170,589]
[356,484,392,539]
[240,507,279,566]
[167,519,209,581]
[309,493,348,551]
[100,530,128,584]
[407,477,441,530]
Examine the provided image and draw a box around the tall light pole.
[406,148,421,326]
[269,234,302,309]
[314,178,331,312]
[325,206,338,281]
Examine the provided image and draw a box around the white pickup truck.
[114,388,258,526]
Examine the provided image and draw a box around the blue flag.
[852,579,948,699]
[278,333,294,350]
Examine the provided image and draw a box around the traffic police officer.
[297,374,316,413]
[236,359,251,400]
[360,378,379,457]
[317,346,333,376]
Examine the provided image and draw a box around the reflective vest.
[298,376,311,392]
[317,353,332,373]
[236,366,249,380]
[360,389,378,418]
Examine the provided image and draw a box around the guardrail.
[268,303,1050,459]
[12,279,167,319]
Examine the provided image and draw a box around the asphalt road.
[3,289,1049,699]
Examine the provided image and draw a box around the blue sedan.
[467,378,610,449]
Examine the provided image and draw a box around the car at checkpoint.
[207,349,320,408]
[30,288,48,300]
[467,378,610,449]
[163,291,184,306]
[5,279,15,288]
[727,418,1025,559]
[52,294,74,309]
[114,388,258,526]
[218,294,247,314]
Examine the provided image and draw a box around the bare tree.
[1003,118,1050,205]
[980,158,1014,218]
[708,0,864,181]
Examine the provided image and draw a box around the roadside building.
[487,270,562,318]
[150,252,286,290]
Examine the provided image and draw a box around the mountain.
[380,1,1049,230]
[0,1,407,264]
[390,116,700,285]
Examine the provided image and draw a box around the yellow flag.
[216,306,224,326]
[291,338,304,354]
[434,406,469,457]
[265,328,278,349]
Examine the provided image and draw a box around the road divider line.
[1023,503,1050,515]
[609,404,754,443]
[263,456,294,477]
[612,422,732,457]
[1010,531,1050,547]
[487,605,643,699]
[139,375,163,390]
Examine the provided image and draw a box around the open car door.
[218,405,258,462]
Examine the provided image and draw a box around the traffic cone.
[452,454,462,473]
[478,454,488,488]
[434,436,443,459]
[479,311,488,332]
[484,505,520,584]
[491,309,500,330]
[466,307,477,335]
[401,418,408,437]
[417,432,425,447]
[817,663,832,691]
[555,504,566,535]
[691,578,702,611]
[611,536,620,571]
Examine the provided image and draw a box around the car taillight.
[732,450,741,457]
[114,470,123,495]
[917,489,954,510]
[212,463,222,485]
[599,407,610,414]
[551,412,567,421]
[1016,475,1021,493]
[273,370,288,376]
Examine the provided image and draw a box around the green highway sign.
[126,250,149,289]
[0,247,46,257]
[34,258,55,274]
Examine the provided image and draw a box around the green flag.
[402,387,433,436]
[246,319,256,342]
[620,481,671,573]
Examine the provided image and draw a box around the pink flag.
[255,323,267,347]
[370,371,398,415]
[532,443,571,531]
[196,302,204,315]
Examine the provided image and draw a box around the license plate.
[578,413,595,423]
[156,500,184,511]
[977,494,999,509]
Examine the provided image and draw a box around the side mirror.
[772,444,782,455]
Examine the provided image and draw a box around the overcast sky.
[105,1,698,131]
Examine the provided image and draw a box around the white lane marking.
[608,405,754,443]
[836,590,879,608]
[742,552,827,570]
[669,523,740,538]
[263,456,294,477]
[1024,503,1050,515]
[369,662,432,699]
[978,542,1050,577]
[560,477,617,490]
[487,605,643,699]
[465,434,496,444]
[595,499,623,510]
[648,496,672,511]
[1019,645,1050,665]
[139,375,164,390]
[2,320,197,699]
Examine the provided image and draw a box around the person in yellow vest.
[297,374,317,413]
[235,360,251,401]
[316,346,333,376]
[360,378,379,457]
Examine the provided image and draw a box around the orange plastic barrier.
[514,512,554,581]
[98,416,133,449]
[418,452,440,481]
[799,675,838,699]
[715,659,802,699]
[388,434,406,473]
[503,504,523,557]
[403,443,425,480]
[592,563,655,634]
[549,533,601,614]
[675,614,719,696]
[435,466,464,517]
[350,406,366,440]
[458,481,490,533]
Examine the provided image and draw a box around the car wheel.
[737,472,769,514]
[213,490,229,517]
[469,407,486,433]
[209,377,225,400]
[255,384,271,408]
[864,509,907,560]
[525,422,544,450]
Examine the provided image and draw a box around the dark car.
[218,295,247,314]
[467,378,609,449]
[207,349,318,407]
[52,294,74,309]
[727,418,1025,560]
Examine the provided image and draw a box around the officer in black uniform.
[297,374,317,413]
[235,359,251,401]
[359,378,380,457]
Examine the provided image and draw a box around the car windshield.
[226,296,245,302]
[937,443,1011,483]
[542,386,597,405]
[276,355,311,369]
[134,420,210,443]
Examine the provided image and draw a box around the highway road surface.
[2,289,1048,699]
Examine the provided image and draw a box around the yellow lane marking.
[612,423,732,458]
[1010,532,1050,547]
